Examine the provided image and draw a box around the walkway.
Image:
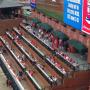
[0,67,12,90]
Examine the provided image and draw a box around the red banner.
[82,0,90,34]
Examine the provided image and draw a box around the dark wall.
[0,18,22,35]
[52,71,90,90]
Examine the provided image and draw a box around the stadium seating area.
[0,19,89,90]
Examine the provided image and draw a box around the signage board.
[82,0,90,34]
[30,0,36,9]
[64,0,83,30]
[64,0,90,34]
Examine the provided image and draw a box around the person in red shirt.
[12,31,16,37]
[29,70,35,76]
[51,56,56,64]
[19,30,23,36]
[0,41,3,47]
[2,34,8,39]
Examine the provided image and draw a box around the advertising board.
[82,0,90,34]
[64,0,83,30]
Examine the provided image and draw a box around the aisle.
[0,67,12,90]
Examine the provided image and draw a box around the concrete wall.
[52,71,90,90]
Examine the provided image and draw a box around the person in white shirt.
[62,68,66,75]
[22,54,25,61]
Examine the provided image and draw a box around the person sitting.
[2,48,7,54]
[52,75,58,85]
[39,29,41,33]
[41,64,45,70]
[0,41,3,47]
[33,31,36,35]
[62,68,66,74]
[32,60,37,65]
[61,53,65,57]
[69,58,74,63]
[18,70,24,80]
[55,62,61,68]
[2,34,8,39]
[15,35,19,40]
[31,40,36,46]
[19,70,23,77]
[12,31,16,37]
[6,79,13,87]
[59,40,64,50]
[19,31,23,35]
[51,56,56,64]
[65,55,69,60]
[29,70,35,76]
[21,54,26,61]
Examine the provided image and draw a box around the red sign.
[82,0,90,34]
